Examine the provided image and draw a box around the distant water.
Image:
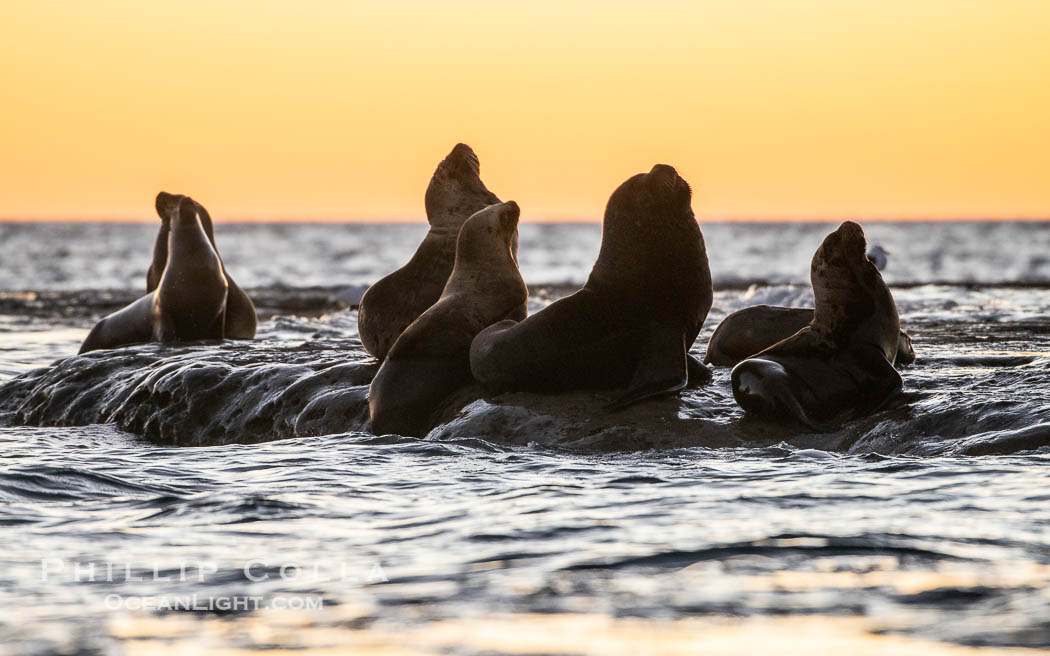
[1,221,1049,654]
[3,221,1050,289]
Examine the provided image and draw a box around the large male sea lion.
[79,197,228,354]
[358,143,521,361]
[369,201,528,436]
[148,192,256,339]
[730,221,902,428]
[470,164,712,408]
[705,306,915,367]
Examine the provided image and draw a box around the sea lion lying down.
[730,221,903,428]
[706,305,914,367]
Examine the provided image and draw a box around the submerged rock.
[426,391,745,451]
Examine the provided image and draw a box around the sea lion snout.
[832,221,867,253]
[648,164,679,185]
[816,221,868,270]
[424,143,499,227]
[440,143,481,177]
[646,164,692,202]
[175,197,198,225]
[498,201,520,232]
[448,142,477,162]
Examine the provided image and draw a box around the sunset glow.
[2,0,1048,222]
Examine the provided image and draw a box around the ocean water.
[0,221,1049,654]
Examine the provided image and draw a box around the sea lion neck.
[424,188,501,234]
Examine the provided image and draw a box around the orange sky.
[1,0,1048,222]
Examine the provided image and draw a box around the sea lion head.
[453,200,520,268]
[590,164,703,299]
[155,191,182,223]
[174,196,201,228]
[156,191,215,240]
[424,143,501,231]
[811,221,899,356]
[605,164,693,228]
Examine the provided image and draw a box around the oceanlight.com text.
[104,594,324,611]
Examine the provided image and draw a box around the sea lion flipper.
[687,355,712,386]
[606,324,689,410]
[853,346,904,414]
[370,357,467,436]
[78,294,158,354]
[211,304,227,340]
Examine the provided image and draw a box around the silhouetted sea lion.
[470,164,712,408]
[149,192,256,339]
[730,221,902,428]
[358,143,521,361]
[79,197,227,354]
[369,201,528,436]
[706,306,915,367]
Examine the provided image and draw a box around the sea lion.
[80,197,227,354]
[470,164,712,408]
[705,306,915,367]
[369,201,528,436]
[148,192,256,339]
[730,221,902,428]
[358,143,521,362]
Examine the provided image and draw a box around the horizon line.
[1,215,1049,225]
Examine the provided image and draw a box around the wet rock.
[0,342,376,446]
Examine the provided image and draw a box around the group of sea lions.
[79,192,257,354]
[78,143,909,437]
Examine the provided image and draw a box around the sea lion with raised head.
[369,201,528,436]
[358,143,521,361]
[470,164,712,408]
[149,192,256,339]
[79,197,228,354]
[705,306,915,367]
[730,221,903,428]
